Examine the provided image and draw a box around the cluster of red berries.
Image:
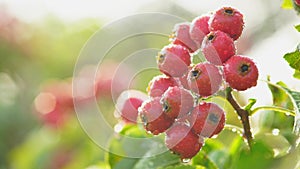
[117,6,259,160]
[293,0,300,13]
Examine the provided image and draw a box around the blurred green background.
[0,0,299,169]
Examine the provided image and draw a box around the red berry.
[187,62,222,96]
[165,123,203,159]
[147,75,177,98]
[139,97,173,135]
[224,55,259,91]
[190,102,225,137]
[119,98,144,123]
[190,15,210,48]
[293,0,300,13]
[201,30,236,65]
[176,66,192,90]
[115,90,148,123]
[161,86,194,119]
[157,44,191,77]
[34,81,73,127]
[170,22,198,53]
[209,7,244,40]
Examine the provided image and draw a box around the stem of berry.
[225,87,253,147]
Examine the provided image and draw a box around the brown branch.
[226,88,253,147]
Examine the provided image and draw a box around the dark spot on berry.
[207,34,215,41]
[208,113,219,124]
[157,53,165,63]
[191,70,200,79]
[163,101,170,112]
[241,64,249,72]
[141,114,148,124]
[224,8,234,15]
[239,63,251,76]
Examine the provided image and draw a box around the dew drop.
[182,158,191,163]
[114,123,124,133]
[272,128,280,136]
[285,112,291,116]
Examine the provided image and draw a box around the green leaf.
[191,151,218,169]
[85,162,111,169]
[108,125,181,169]
[266,81,294,130]
[234,141,274,169]
[201,139,224,153]
[255,133,291,157]
[282,0,294,9]
[293,70,300,79]
[106,125,151,168]
[208,150,230,169]
[268,145,300,169]
[279,86,300,137]
[228,136,245,169]
[244,98,257,111]
[160,164,205,169]
[267,81,300,144]
[268,81,292,108]
[133,151,180,169]
[295,24,300,32]
[113,158,138,169]
[284,46,300,71]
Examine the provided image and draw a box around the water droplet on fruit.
[182,158,191,163]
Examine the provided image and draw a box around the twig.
[226,88,253,147]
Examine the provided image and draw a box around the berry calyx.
[187,62,222,96]
[139,97,173,135]
[165,123,203,159]
[201,31,236,65]
[170,22,198,53]
[147,75,177,98]
[209,7,244,40]
[190,102,225,137]
[190,15,210,48]
[157,44,191,77]
[223,55,259,91]
[160,86,194,119]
